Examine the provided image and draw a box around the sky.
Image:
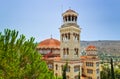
[0,0,120,42]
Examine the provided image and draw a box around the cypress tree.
[111,58,115,79]
[78,71,80,79]
[62,62,68,79]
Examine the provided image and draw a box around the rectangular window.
[87,69,93,74]
[88,77,92,79]
[97,76,99,79]
[66,66,70,72]
[74,66,80,72]
[96,62,99,67]
[48,64,53,69]
[96,69,99,74]
[86,62,93,67]
[75,76,79,79]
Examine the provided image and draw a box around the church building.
[37,9,100,79]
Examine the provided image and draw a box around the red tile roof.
[86,45,97,51]
[37,38,60,49]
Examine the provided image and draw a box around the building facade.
[37,9,100,79]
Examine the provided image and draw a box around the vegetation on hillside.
[0,29,55,79]
[100,59,120,79]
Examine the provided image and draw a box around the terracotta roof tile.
[37,38,60,49]
[86,45,97,51]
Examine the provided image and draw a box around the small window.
[56,64,58,70]
[66,76,69,79]
[86,62,93,67]
[67,48,69,55]
[61,65,64,71]
[66,66,70,72]
[96,62,99,67]
[88,77,92,79]
[96,69,99,74]
[97,76,99,79]
[75,76,79,79]
[48,63,53,69]
[87,69,93,74]
[74,48,79,56]
[68,15,71,21]
[74,66,80,72]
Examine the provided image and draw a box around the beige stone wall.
[54,60,82,79]
[60,25,81,60]
[82,58,100,79]
[38,49,60,55]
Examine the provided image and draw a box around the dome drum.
[37,38,60,56]
[62,9,78,24]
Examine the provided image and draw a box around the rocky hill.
[81,40,120,56]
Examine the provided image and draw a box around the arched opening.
[68,15,71,21]
[72,15,74,21]
[56,64,58,70]
[67,48,69,55]
[75,16,77,21]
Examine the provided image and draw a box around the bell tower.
[60,9,81,60]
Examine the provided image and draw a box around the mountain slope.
[81,40,120,56]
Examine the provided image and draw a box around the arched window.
[68,33,70,39]
[63,48,65,55]
[67,48,69,55]
[72,15,74,21]
[75,16,77,21]
[61,65,64,71]
[56,64,58,70]
[68,15,71,21]
[65,16,67,21]
[74,48,79,56]
[61,34,64,41]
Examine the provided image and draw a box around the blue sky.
[0,0,120,42]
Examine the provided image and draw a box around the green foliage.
[101,62,120,79]
[100,64,111,79]
[78,71,80,79]
[115,68,120,79]
[110,58,115,79]
[0,29,55,79]
[56,76,62,79]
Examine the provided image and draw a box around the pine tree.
[0,29,55,79]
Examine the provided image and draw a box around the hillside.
[81,40,120,56]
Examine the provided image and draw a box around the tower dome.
[86,45,97,51]
[37,38,60,56]
[37,38,60,49]
[86,45,97,56]
[62,9,78,24]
